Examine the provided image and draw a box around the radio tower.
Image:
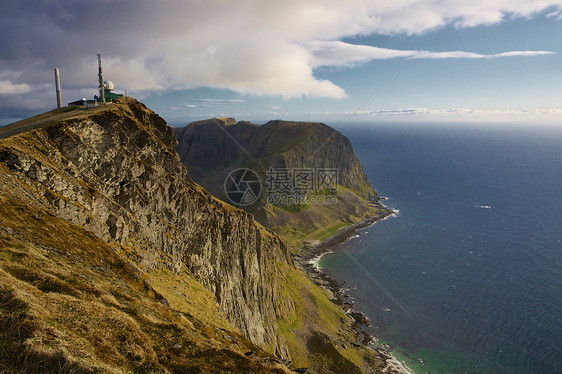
[97,52,105,105]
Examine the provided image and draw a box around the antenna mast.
[97,52,105,104]
[54,68,62,109]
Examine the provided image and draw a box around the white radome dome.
[104,80,114,90]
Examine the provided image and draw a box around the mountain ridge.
[173,118,389,248]
[0,98,295,357]
[0,97,402,373]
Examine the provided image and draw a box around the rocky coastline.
[1,99,412,373]
[293,206,413,374]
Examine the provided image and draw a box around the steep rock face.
[0,194,291,373]
[175,119,376,200]
[0,98,294,358]
[174,119,388,246]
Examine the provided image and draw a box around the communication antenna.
[54,68,62,109]
[97,52,105,104]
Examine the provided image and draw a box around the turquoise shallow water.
[320,124,562,374]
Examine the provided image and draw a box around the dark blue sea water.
[320,123,562,374]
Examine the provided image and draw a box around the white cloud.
[309,41,555,66]
[197,99,246,103]
[182,98,246,109]
[359,107,562,123]
[547,10,562,18]
[368,108,562,115]
[308,41,412,67]
[1,0,561,114]
[0,80,31,95]
[414,50,555,59]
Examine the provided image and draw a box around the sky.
[1,0,562,126]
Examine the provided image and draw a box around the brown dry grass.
[0,194,289,373]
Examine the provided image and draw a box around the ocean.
[320,123,562,374]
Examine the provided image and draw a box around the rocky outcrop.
[0,98,294,358]
[174,119,377,200]
[174,119,388,245]
[0,99,406,373]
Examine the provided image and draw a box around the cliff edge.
[0,98,293,357]
[174,119,391,248]
[0,98,399,373]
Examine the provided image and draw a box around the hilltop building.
[67,53,123,108]
[97,80,123,102]
[68,98,98,108]
[68,80,123,108]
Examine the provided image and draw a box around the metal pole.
[97,52,105,104]
[54,68,62,109]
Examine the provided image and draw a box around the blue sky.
[1,1,562,126]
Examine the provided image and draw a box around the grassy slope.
[0,105,389,373]
[0,194,289,373]
[275,262,386,373]
[266,186,386,250]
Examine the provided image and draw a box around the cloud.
[0,80,31,95]
[308,42,412,67]
[309,41,555,66]
[414,50,555,59]
[359,107,562,123]
[367,108,482,116]
[0,0,561,116]
[182,98,245,109]
[197,99,245,103]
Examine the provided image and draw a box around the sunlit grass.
[0,195,287,373]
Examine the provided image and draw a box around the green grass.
[257,183,382,251]
[275,262,370,371]
[251,122,316,157]
[147,268,237,332]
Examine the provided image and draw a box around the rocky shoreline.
[292,205,413,374]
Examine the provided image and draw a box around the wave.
[347,233,362,241]
[308,250,333,271]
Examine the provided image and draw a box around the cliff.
[0,98,396,373]
[0,193,289,373]
[0,98,294,357]
[174,118,390,248]
[174,118,375,198]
